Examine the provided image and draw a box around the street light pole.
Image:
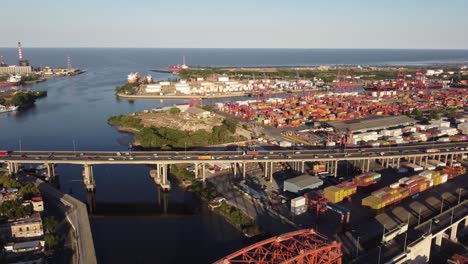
[73,140,76,156]
[403,232,408,252]
[440,196,444,214]
[418,208,422,225]
[355,235,360,257]
[377,246,382,264]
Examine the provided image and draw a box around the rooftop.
[328,115,416,132]
[284,175,323,188]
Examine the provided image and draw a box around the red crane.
[396,68,407,92]
[334,69,360,93]
[214,229,342,264]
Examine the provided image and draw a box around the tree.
[222,118,238,133]
[19,183,40,200]
[44,233,60,256]
[169,107,181,114]
[0,200,32,219]
[43,216,58,234]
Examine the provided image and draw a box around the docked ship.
[0,75,21,87]
[0,105,19,113]
[168,56,189,73]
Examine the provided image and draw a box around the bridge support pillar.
[6,162,15,175]
[233,162,237,177]
[270,162,273,183]
[301,161,305,174]
[83,164,95,192]
[450,225,458,242]
[397,157,400,168]
[153,164,171,191]
[45,163,55,181]
[392,158,395,168]
[14,162,20,174]
[264,162,268,178]
[193,163,198,179]
[334,160,338,177]
[202,163,206,182]
[243,162,246,180]
[435,234,443,248]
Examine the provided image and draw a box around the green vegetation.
[0,90,47,108]
[407,107,457,122]
[108,115,143,130]
[43,216,60,256]
[20,75,41,82]
[19,183,40,200]
[109,111,243,149]
[169,107,181,114]
[170,164,195,181]
[200,105,214,111]
[178,68,420,83]
[115,83,138,95]
[217,201,254,226]
[169,167,255,227]
[0,175,21,188]
[0,200,32,220]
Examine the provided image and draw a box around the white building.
[146,84,161,93]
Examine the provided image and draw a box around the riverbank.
[0,90,47,109]
[107,106,251,149]
[168,164,261,236]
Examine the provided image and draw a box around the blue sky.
[1,0,467,48]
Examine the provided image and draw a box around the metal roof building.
[327,115,417,133]
[284,175,323,194]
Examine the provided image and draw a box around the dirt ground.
[135,111,224,132]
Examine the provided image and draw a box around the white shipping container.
[399,177,410,184]
[291,196,306,207]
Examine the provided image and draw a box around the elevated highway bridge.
[2,142,467,191]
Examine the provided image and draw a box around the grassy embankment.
[115,83,139,95]
[170,164,255,228]
[107,109,246,149]
[0,90,47,108]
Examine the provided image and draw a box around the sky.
[1,0,467,49]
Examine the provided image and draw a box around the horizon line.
[0,46,468,51]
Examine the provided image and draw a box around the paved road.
[19,175,97,264]
[1,142,466,165]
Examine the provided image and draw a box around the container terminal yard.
[4,61,468,263]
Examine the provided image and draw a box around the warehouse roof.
[284,175,323,188]
[328,115,416,132]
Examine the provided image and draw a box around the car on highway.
[433,218,440,224]
[21,154,27,158]
[108,158,115,161]
[295,151,301,154]
[263,156,268,159]
[116,152,121,156]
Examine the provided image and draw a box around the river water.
[1,48,468,263]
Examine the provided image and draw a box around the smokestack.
[17,42,23,66]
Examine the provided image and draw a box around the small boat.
[0,105,19,113]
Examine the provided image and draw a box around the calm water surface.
[1,48,467,263]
